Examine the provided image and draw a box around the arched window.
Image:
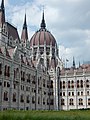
[13,93,16,102]
[27,74,30,83]
[3,91,8,101]
[7,66,10,77]
[43,79,45,87]
[43,98,45,105]
[51,80,53,88]
[32,96,35,104]
[79,98,83,105]
[23,72,25,81]
[68,81,70,88]
[38,97,40,104]
[69,98,74,105]
[80,80,83,88]
[50,99,54,105]
[20,94,24,103]
[88,98,90,105]
[4,65,7,76]
[60,81,62,89]
[16,68,19,78]
[0,63,2,75]
[86,79,89,88]
[47,98,49,105]
[26,95,29,103]
[14,69,16,79]
[21,55,24,63]
[63,81,65,89]
[77,80,79,88]
[77,91,80,96]
[71,80,74,88]
[87,91,89,95]
[61,98,65,105]
[81,91,83,96]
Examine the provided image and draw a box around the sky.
[2,0,90,67]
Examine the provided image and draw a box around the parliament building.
[0,0,90,110]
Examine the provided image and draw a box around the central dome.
[30,29,56,47]
[30,11,57,47]
[29,11,59,65]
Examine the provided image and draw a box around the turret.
[0,0,5,26]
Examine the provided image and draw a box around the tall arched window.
[23,72,25,81]
[63,81,65,89]
[4,65,7,76]
[43,98,45,105]
[69,98,74,105]
[47,98,49,105]
[26,95,29,103]
[38,97,40,104]
[79,98,83,105]
[21,55,24,63]
[32,96,35,104]
[80,80,83,88]
[86,79,89,88]
[16,68,19,78]
[0,63,2,75]
[13,93,16,102]
[68,81,70,88]
[43,79,45,87]
[61,98,65,105]
[3,91,8,101]
[71,80,74,88]
[7,66,10,77]
[14,69,16,79]
[88,98,90,105]
[60,81,62,89]
[20,94,24,103]
[77,80,79,88]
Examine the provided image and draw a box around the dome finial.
[40,8,46,29]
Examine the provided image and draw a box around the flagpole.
[66,59,69,68]
[66,61,67,68]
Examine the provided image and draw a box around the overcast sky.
[2,0,90,67]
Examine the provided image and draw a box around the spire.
[1,0,4,10]
[0,0,5,25]
[73,57,75,68]
[40,10,46,29]
[21,13,28,43]
[23,13,27,29]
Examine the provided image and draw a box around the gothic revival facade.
[0,0,90,111]
[0,0,62,110]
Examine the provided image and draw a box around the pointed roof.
[21,13,28,43]
[1,0,4,10]
[0,0,5,25]
[23,13,27,29]
[40,10,46,29]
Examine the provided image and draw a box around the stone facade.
[0,0,90,111]
[60,65,90,110]
[0,0,62,110]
